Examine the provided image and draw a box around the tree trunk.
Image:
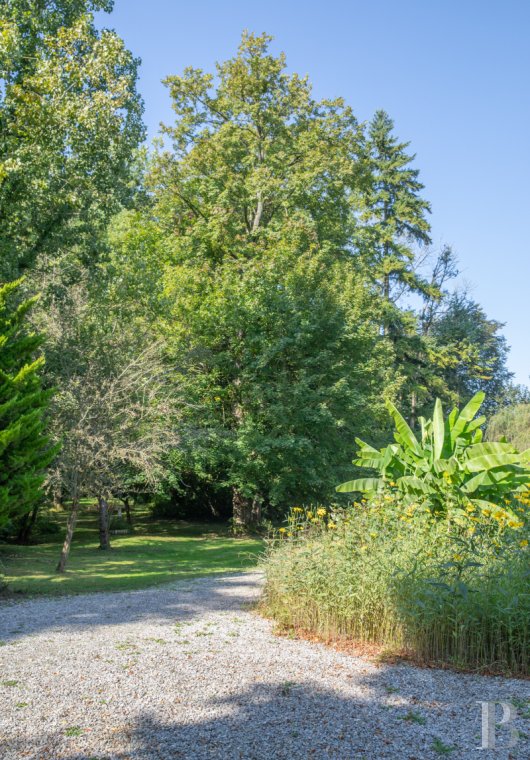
[410,390,417,431]
[16,502,40,544]
[232,488,261,530]
[52,486,63,509]
[98,496,111,550]
[56,499,79,573]
[123,497,132,527]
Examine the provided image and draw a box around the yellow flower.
[453,554,463,562]
[306,511,313,519]
[292,507,303,514]
[214,396,222,401]
[508,520,524,529]
[520,539,529,548]
[278,527,286,534]
[297,526,304,531]
[328,521,336,529]
[317,508,327,517]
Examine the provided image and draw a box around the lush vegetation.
[338,391,530,520]
[0,504,261,595]
[263,396,530,675]
[488,403,530,453]
[0,0,528,680]
[263,496,529,676]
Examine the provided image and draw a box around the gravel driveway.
[0,572,528,759]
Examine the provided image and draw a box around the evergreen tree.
[0,280,55,529]
[361,110,432,309]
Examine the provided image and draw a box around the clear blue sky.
[97,0,529,387]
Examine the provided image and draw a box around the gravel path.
[0,572,528,759]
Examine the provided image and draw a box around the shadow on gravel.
[0,574,262,641]
[12,678,528,760]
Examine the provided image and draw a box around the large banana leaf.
[397,476,434,495]
[450,391,485,442]
[432,398,445,460]
[385,399,422,455]
[465,453,522,472]
[336,477,382,493]
[466,442,517,457]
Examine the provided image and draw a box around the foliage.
[263,495,529,675]
[337,392,530,520]
[43,283,180,506]
[487,403,530,453]
[161,238,393,517]
[146,32,403,521]
[359,109,432,305]
[0,280,56,529]
[429,293,514,415]
[0,1,144,278]
[152,31,367,264]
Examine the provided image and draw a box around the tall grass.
[262,500,529,676]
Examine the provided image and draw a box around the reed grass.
[262,500,529,676]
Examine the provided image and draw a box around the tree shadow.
[0,572,262,641]
[3,676,529,759]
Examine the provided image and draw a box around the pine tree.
[361,110,432,307]
[0,280,55,529]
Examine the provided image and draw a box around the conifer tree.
[361,110,432,307]
[0,280,55,529]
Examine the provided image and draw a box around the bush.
[487,403,530,453]
[262,496,530,676]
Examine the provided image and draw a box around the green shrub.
[262,498,529,675]
[487,403,530,453]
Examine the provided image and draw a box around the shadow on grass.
[0,515,263,597]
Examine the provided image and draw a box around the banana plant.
[337,392,530,518]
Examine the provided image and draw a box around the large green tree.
[0,279,55,530]
[0,0,144,278]
[151,32,368,265]
[359,110,432,311]
[429,293,513,415]
[145,33,396,523]
[161,236,393,524]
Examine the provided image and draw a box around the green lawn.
[0,506,262,596]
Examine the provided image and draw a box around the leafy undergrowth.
[0,506,261,596]
[261,498,530,677]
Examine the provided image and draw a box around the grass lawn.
[0,505,262,597]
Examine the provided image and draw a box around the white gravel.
[0,572,528,759]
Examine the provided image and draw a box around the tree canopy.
[0,20,524,539]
